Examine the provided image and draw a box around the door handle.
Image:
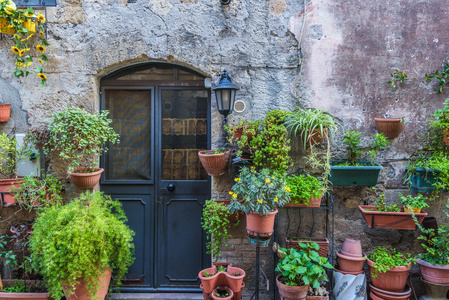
[167,183,175,192]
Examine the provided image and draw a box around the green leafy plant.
[225,119,260,157]
[374,194,400,212]
[201,200,231,260]
[228,167,290,215]
[399,194,429,209]
[369,133,390,164]
[286,174,325,205]
[388,70,408,92]
[425,62,449,93]
[276,242,333,288]
[11,174,62,211]
[44,107,120,172]
[368,247,415,278]
[0,133,34,179]
[0,235,17,273]
[29,191,135,299]
[404,152,449,192]
[340,131,389,166]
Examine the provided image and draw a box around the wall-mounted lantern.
[212,70,239,123]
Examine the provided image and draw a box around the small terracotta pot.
[276,275,309,300]
[336,251,366,272]
[284,195,323,208]
[370,283,411,300]
[63,267,111,300]
[198,150,230,176]
[0,104,11,122]
[69,168,104,189]
[210,286,234,300]
[0,178,22,207]
[340,238,363,258]
[367,259,411,292]
[374,118,404,139]
[333,268,364,276]
[246,209,278,237]
[232,126,256,142]
[417,258,449,284]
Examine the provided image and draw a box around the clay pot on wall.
[198,150,230,176]
[374,118,404,139]
[0,104,11,122]
[417,258,449,284]
[69,168,104,189]
[367,259,411,292]
[63,267,111,300]
[276,275,309,300]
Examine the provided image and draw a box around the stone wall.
[0,0,448,299]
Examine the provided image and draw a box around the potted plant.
[0,133,34,206]
[198,148,230,176]
[374,117,405,139]
[228,167,290,245]
[29,191,135,299]
[225,119,260,159]
[0,104,11,122]
[276,242,333,300]
[330,131,389,186]
[43,107,120,189]
[0,1,49,87]
[210,286,233,300]
[285,108,338,149]
[285,174,325,207]
[399,193,429,213]
[358,194,428,230]
[198,264,245,300]
[11,174,62,210]
[367,247,415,292]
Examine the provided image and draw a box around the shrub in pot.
[399,193,428,213]
[367,247,415,292]
[276,242,333,300]
[225,119,260,158]
[42,107,119,189]
[285,174,325,207]
[29,191,135,299]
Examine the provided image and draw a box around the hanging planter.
[198,149,230,176]
[407,167,441,193]
[285,237,329,258]
[374,118,404,139]
[358,205,427,230]
[330,162,382,186]
[0,104,11,122]
[69,167,104,189]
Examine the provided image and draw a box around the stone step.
[108,293,204,300]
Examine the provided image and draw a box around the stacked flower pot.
[335,238,366,275]
[198,264,245,300]
[368,261,412,300]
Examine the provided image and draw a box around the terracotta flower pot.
[285,237,329,258]
[374,118,404,139]
[232,127,256,142]
[63,267,111,300]
[198,150,230,176]
[417,258,449,284]
[367,259,411,292]
[370,283,411,300]
[284,195,323,208]
[336,251,366,272]
[0,104,11,122]
[69,168,104,189]
[358,205,427,230]
[198,264,245,300]
[246,209,278,237]
[333,268,364,276]
[210,286,234,300]
[0,178,22,207]
[340,238,363,258]
[276,275,309,300]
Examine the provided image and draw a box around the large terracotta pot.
[374,118,404,139]
[336,251,365,272]
[367,259,411,292]
[417,258,449,284]
[210,286,234,300]
[370,283,411,300]
[276,275,309,300]
[340,238,363,258]
[284,195,323,208]
[246,209,278,237]
[63,267,111,300]
[198,150,230,176]
[0,178,22,206]
[69,168,104,189]
[0,104,11,122]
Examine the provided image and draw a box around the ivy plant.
[286,174,325,205]
[44,107,119,172]
[276,242,333,288]
[425,62,449,93]
[29,191,135,299]
[201,199,231,261]
[368,247,415,278]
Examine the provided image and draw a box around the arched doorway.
[100,63,210,292]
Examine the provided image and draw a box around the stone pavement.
[108,293,204,300]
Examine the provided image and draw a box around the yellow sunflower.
[11,46,20,54]
[39,31,44,36]
[36,44,45,53]
[37,73,46,80]
[36,13,45,23]
[19,49,25,56]
[38,59,43,64]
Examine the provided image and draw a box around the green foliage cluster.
[342,131,389,166]
[276,242,333,288]
[225,119,260,157]
[388,70,409,92]
[425,62,449,93]
[43,107,119,172]
[369,247,415,278]
[399,193,428,209]
[432,99,449,133]
[374,194,400,212]
[229,167,290,215]
[0,133,34,179]
[201,200,231,260]
[286,174,325,205]
[0,235,17,272]
[251,110,291,173]
[12,174,62,211]
[29,191,135,299]
[369,133,390,163]
[404,152,449,192]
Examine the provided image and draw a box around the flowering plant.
[228,167,290,215]
[0,0,49,87]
